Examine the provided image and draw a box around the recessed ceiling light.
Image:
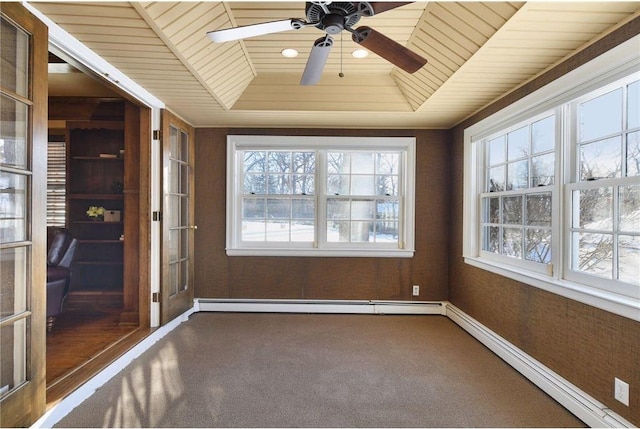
[281,48,299,58]
[351,49,369,59]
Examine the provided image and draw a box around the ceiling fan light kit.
[206,1,428,85]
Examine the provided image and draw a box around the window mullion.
[316,150,327,248]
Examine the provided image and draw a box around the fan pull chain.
[339,32,344,78]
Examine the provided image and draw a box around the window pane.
[0,94,28,169]
[327,174,349,195]
[628,80,639,129]
[266,220,289,241]
[327,199,349,220]
[266,198,290,219]
[244,151,266,173]
[502,195,522,224]
[351,200,374,220]
[532,115,555,154]
[244,173,266,194]
[525,229,552,263]
[351,175,374,195]
[573,232,613,278]
[376,200,399,221]
[242,219,265,241]
[507,159,528,190]
[483,226,500,253]
[626,131,640,177]
[351,152,374,174]
[376,175,398,196]
[291,220,314,242]
[579,88,622,141]
[242,198,265,219]
[376,153,399,174]
[293,175,314,195]
[292,152,315,173]
[292,199,314,220]
[488,166,504,192]
[267,174,291,194]
[0,171,27,242]
[0,16,29,97]
[484,197,500,224]
[575,188,612,230]
[488,135,505,166]
[526,193,552,227]
[0,318,27,399]
[0,247,27,319]
[328,153,349,174]
[619,185,640,232]
[507,126,529,161]
[531,153,554,187]
[618,235,640,284]
[180,130,189,163]
[375,221,398,242]
[268,151,291,173]
[351,221,372,242]
[327,221,349,242]
[502,227,522,258]
[579,136,622,180]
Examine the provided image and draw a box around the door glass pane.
[0,246,27,319]
[0,93,28,169]
[0,16,29,97]
[0,318,27,399]
[180,130,189,163]
[0,172,27,242]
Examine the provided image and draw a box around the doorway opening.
[45,52,151,406]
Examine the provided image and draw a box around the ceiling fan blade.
[352,26,427,73]
[207,19,298,43]
[369,2,413,15]
[300,35,334,86]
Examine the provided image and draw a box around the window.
[480,114,556,272]
[227,135,415,257]
[464,35,640,321]
[46,138,66,227]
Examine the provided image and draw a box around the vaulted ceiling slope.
[32,1,640,129]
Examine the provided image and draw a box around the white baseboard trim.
[195,298,446,315]
[444,302,634,428]
[33,300,635,429]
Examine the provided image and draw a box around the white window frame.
[463,35,640,321]
[227,135,416,258]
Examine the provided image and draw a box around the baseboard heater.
[195,298,446,315]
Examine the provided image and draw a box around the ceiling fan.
[206,1,428,85]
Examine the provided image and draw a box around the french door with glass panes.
[0,3,48,426]
[160,109,195,324]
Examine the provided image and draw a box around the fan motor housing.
[306,2,363,32]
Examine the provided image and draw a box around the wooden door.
[0,3,48,426]
[160,110,195,324]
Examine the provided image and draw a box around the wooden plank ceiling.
[32,1,640,129]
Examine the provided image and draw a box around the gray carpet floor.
[55,313,586,427]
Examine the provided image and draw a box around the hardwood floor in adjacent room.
[45,305,147,407]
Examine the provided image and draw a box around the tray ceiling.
[32,1,640,128]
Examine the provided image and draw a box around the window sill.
[227,248,415,258]
[464,256,640,322]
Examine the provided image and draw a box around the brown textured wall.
[449,18,640,425]
[194,128,450,302]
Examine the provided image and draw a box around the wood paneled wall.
[194,128,450,301]
[449,17,640,426]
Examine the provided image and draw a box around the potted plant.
[86,205,105,221]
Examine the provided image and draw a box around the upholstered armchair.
[46,229,77,332]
